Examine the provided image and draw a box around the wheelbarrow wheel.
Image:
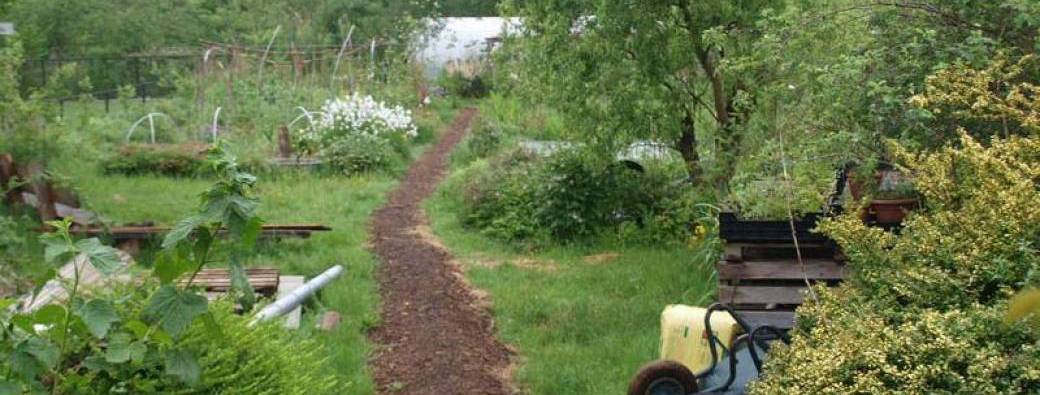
[628,360,698,395]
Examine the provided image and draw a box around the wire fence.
[18,40,403,114]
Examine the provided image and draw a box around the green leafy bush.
[750,134,1040,394]
[321,133,403,175]
[454,151,542,242]
[448,148,702,245]
[533,150,642,240]
[466,117,504,159]
[100,143,208,177]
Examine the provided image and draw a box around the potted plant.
[846,162,919,225]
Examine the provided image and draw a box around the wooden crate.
[717,241,845,329]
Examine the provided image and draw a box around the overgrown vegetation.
[3,0,1040,392]
[100,143,210,177]
[752,133,1040,393]
[751,52,1040,393]
[447,147,707,246]
[0,146,347,393]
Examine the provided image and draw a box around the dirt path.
[368,108,514,394]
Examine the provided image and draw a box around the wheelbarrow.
[627,303,790,395]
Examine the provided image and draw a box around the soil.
[368,108,515,394]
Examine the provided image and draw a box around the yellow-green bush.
[751,134,1040,394]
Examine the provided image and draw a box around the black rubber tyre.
[627,360,699,395]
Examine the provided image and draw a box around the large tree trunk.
[676,110,702,181]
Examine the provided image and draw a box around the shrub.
[296,93,416,174]
[321,133,401,175]
[100,143,208,177]
[454,151,542,243]
[466,117,504,159]
[450,148,702,245]
[533,150,639,240]
[750,133,1040,394]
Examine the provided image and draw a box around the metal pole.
[250,265,344,326]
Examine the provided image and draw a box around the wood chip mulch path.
[368,107,515,394]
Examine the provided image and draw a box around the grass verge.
[424,187,716,394]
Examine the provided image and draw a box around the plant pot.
[869,198,919,224]
[848,168,904,201]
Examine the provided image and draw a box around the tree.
[439,0,502,17]
[502,0,779,188]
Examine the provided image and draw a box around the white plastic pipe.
[250,265,344,326]
[126,112,168,143]
[211,107,222,141]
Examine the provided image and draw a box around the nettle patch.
[295,94,418,174]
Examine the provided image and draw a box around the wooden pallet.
[180,267,281,297]
[718,241,845,329]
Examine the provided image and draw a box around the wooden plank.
[180,267,281,293]
[70,224,331,240]
[724,244,743,262]
[278,275,305,329]
[189,281,280,286]
[724,242,833,262]
[192,268,280,275]
[717,260,845,281]
[737,310,796,329]
[18,251,134,312]
[718,286,807,305]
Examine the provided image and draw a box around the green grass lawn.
[425,189,717,394]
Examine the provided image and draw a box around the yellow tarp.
[660,304,740,373]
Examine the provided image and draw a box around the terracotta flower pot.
[870,198,919,224]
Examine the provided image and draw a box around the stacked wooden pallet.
[716,213,846,329]
[180,267,282,298]
[179,268,308,328]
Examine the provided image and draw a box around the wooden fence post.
[25,162,58,221]
[277,126,293,158]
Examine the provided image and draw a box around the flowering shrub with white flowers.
[298,93,417,151]
[296,93,418,173]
